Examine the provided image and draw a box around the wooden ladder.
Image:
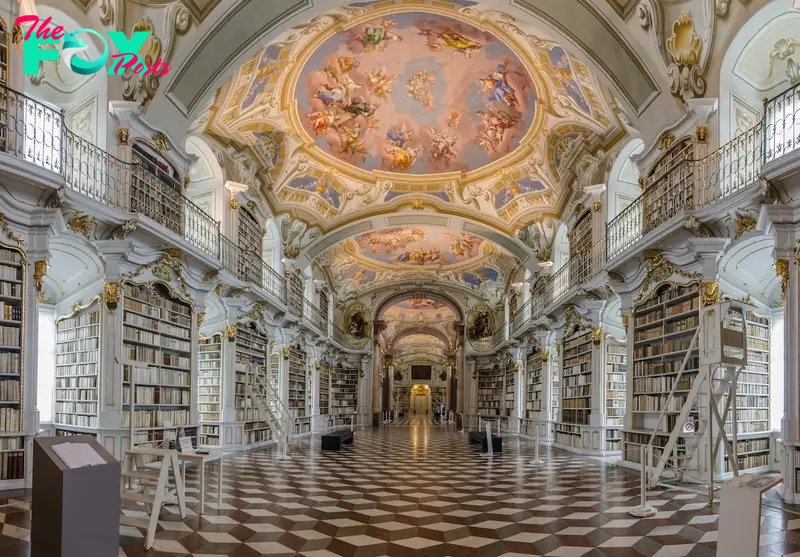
[120,448,187,550]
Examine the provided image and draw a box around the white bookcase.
[55,302,101,431]
[319,360,330,416]
[198,334,222,447]
[525,347,543,418]
[235,322,271,445]
[504,359,516,417]
[605,343,627,451]
[477,365,503,417]
[122,282,197,450]
[332,364,358,415]
[0,246,24,484]
[288,344,309,433]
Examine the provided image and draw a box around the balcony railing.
[510,298,532,334]
[765,83,800,163]
[0,84,289,310]
[303,297,326,332]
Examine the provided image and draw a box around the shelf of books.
[605,343,627,452]
[397,386,410,413]
[288,344,309,434]
[721,310,771,474]
[551,355,559,422]
[432,388,445,411]
[234,323,271,446]
[122,283,197,451]
[332,364,358,416]
[477,365,502,417]
[198,334,222,447]
[319,361,330,416]
[54,301,100,435]
[0,246,24,484]
[555,329,593,448]
[623,282,700,468]
[504,359,516,417]
[525,347,543,419]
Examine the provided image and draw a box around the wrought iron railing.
[764,82,800,163]
[510,297,532,334]
[331,321,347,346]
[606,195,643,260]
[303,297,326,332]
[696,121,763,205]
[0,84,289,312]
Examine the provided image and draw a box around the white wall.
[37,307,56,424]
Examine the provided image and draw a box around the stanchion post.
[629,445,657,517]
[530,423,544,465]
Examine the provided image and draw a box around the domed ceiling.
[200,0,624,237]
[297,11,536,174]
[318,225,519,299]
[380,298,457,346]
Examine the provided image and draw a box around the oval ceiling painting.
[353,227,485,267]
[296,10,536,174]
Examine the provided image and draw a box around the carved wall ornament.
[197,312,205,327]
[108,220,137,240]
[591,326,603,345]
[541,349,549,362]
[229,199,240,211]
[11,24,22,51]
[734,214,757,239]
[103,281,120,310]
[696,126,709,144]
[665,12,705,99]
[282,347,290,360]
[246,200,258,213]
[66,212,94,239]
[592,201,602,212]
[33,260,49,293]
[769,38,800,86]
[117,128,129,145]
[202,270,219,282]
[634,249,702,306]
[776,259,790,293]
[410,198,425,210]
[122,249,191,299]
[701,281,719,306]
[152,132,169,152]
[225,324,236,341]
[658,133,675,150]
[621,314,629,329]
[573,204,585,219]
[183,176,191,190]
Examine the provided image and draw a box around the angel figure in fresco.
[476,108,519,153]
[351,268,367,284]
[306,110,331,136]
[353,18,403,53]
[479,64,519,107]
[418,28,482,58]
[448,234,479,257]
[339,126,367,162]
[429,128,458,167]
[324,56,360,78]
[384,125,420,171]
[447,110,462,128]
[366,67,396,100]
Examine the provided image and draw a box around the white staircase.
[120,448,187,550]
[645,301,749,490]
[245,363,292,459]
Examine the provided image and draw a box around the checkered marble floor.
[1,423,800,556]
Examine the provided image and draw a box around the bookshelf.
[237,206,262,283]
[525,347,543,419]
[623,282,700,467]
[551,356,559,422]
[504,359,516,417]
[0,246,23,483]
[398,386,410,413]
[642,138,694,233]
[122,282,197,450]
[131,142,184,238]
[234,322,269,438]
[198,334,222,447]
[477,365,503,417]
[319,360,330,416]
[432,387,445,411]
[722,310,771,473]
[0,19,9,150]
[333,363,358,415]
[55,301,100,432]
[605,343,627,451]
[288,344,308,422]
[561,330,592,425]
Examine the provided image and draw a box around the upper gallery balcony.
[0,85,356,336]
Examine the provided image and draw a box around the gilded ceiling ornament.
[11,24,22,52]
[658,133,675,151]
[33,260,49,293]
[152,132,169,152]
[410,199,425,210]
[776,259,790,293]
[592,201,602,212]
[665,12,705,99]
[225,324,236,341]
[117,128,129,145]
[66,212,94,239]
[229,199,240,211]
[696,126,709,144]
[701,281,719,306]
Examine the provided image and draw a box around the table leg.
[199,460,206,514]
[217,459,223,505]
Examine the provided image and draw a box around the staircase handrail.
[245,364,294,439]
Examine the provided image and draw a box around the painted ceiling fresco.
[297,12,535,174]
[201,0,623,236]
[380,298,457,345]
[319,225,520,300]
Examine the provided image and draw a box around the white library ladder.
[245,363,292,459]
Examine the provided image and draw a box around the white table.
[176,451,224,514]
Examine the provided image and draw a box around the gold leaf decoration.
[66,212,94,239]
